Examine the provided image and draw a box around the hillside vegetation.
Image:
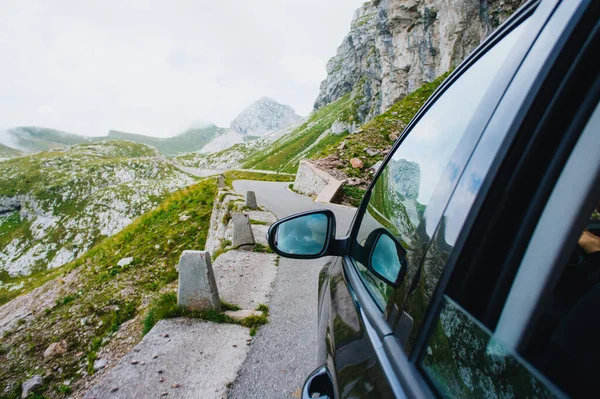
[0,144,22,160]
[239,94,357,173]
[107,125,227,157]
[0,169,297,399]
[0,140,195,279]
[0,178,217,399]
[311,73,449,178]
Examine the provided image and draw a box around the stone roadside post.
[246,191,257,210]
[218,174,226,188]
[232,212,255,250]
[177,250,221,312]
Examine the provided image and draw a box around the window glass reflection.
[371,234,402,283]
[421,297,557,398]
[352,20,528,324]
[276,213,328,255]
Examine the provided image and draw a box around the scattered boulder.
[337,142,346,150]
[93,358,107,371]
[179,214,191,222]
[246,191,257,210]
[117,257,134,267]
[21,375,43,398]
[43,340,67,358]
[232,213,256,250]
[350,158,364,169]
[389,131,400,141]
[365,148,379,157]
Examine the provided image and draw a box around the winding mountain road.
[229,181,356,399]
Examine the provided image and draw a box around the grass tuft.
[251,243,273,253]
[142,293,238,335]
[249,219,269,226]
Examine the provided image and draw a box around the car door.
[399,0,597,397]
[417,11,599,395]
[316,1,567,397]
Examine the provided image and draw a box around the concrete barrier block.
[246,191,257,210]
[218,174,226,188]
[177,251,221,312]
[294,160,346,203]
[232,212,255,250]
[316,180,345,203]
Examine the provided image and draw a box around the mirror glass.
[275,213,329,256]
[370,233,404,284]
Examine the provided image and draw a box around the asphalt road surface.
[230,181,356,399]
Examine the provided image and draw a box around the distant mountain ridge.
[4,125,228,158]
[7,126,93,152]
[107,124,227,156]
[198,97,302,154]
[230,97,301,136]
[5,98,300,157]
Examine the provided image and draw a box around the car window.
[420,296,559,398]
[350,19,530,315]
[420,204,600,399]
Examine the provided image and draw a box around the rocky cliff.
[198,98,302,154]
[314,0,523,122]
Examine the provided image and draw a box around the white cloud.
[0,0,364,138]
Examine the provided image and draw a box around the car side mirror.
[267,210,337,259]
[363,228,407,287]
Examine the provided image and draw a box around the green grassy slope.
[215,74,447,178]
[309,73,449,179]
[240,94,357,173]
[0,179,217,399]
[0,144,22,160]
[0,140,195,280]
[0,170,296,398]
[107,125,227,157]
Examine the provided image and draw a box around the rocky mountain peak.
[230,97,301,136]
[314,0,523,123]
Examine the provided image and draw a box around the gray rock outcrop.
[230,97,302,136]
[21,375,43,398]
[314,0,524,122]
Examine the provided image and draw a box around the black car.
[268,0,599,397]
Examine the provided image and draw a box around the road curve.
[229,180,356,399]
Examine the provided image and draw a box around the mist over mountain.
[0,143,22,161]
[106,125,227,156]
[2,98,301,157]
[5,126,93,153]
[198,97,302,154]
[230,97,301,136]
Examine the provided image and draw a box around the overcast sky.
[0,0,364,138]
